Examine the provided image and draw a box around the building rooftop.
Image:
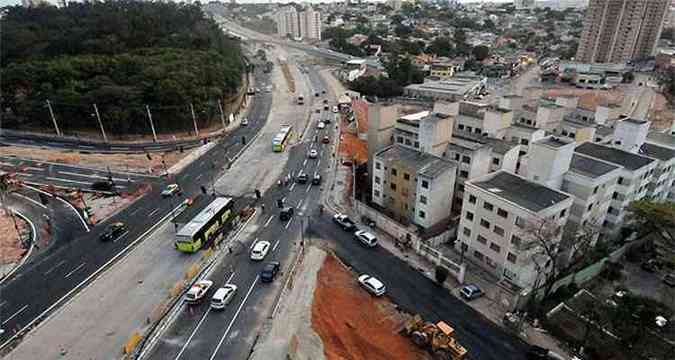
[537,136,572,148]
[404,76,484,97]
[509,123,542,133]
[639,143,675,162]
[376,145,455,178]
[568,154,621,179]
[623,118,649,125]
[647,131,675,148]
[472,171,570,212]
[575,142,655,171]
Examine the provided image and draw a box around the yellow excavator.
[403,314,468,360]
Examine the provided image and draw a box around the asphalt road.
[0,68,273,347]
[0,156,156,193]
[144,64,334,360]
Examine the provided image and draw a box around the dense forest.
[1,0,244,136]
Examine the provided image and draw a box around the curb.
[0,209,36,285]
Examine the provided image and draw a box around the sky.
[0,0,515,8]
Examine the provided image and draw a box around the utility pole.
[145,105,158,143]
[45,100,61,136]
[92,104,107,142]
[217,100,226,130]
[190,103,199,137]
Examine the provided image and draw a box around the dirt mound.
[311,255,429,360]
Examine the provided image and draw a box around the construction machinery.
[403,314,468,360]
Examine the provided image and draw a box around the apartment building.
[275,6,321,40]
[646,131,675,200]
[450,101,513,138]
[639,143,675,201]
[458,171,573,289]
[372,145,457,229]
[576,0,670,64]
[392,111,453,157]
[575,142,657,237]
[299,7,322,41]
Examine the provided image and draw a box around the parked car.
[260,261,281,282]
[308,149,318,159]
[332,106,339,113]
[323,99,328,104]
[333,213,356,231]
[161,183,181,197]
[241,118,249,126]
[186,279,213,304]
[460,284,484,300]
[315,108,321,113]
[663,273,675,287]
[358,274,386,296]
[321,90,326,95]
[525,345,549,360]
[315,92,319,97]
[250,241,271,261]
[280,206,294,221]
[323,105,329,111]
[312,173,322,185]
[211,284,237,309]
[354,230,378,247]
[296,172,308,184]
[322,135,330,144]
[641,259,661,272]
[99,222,127,242]
[317,121,326,129]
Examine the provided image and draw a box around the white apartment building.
[275,6,300,38]
[574,142,657,237]
[639,143,675,201]
[646,131,675,200]
[275,6,321,41]
[450,101,513,138]
[393,111,452,157]
[299,7,322,41]
[372,145,457,229]
[458,171,573,289]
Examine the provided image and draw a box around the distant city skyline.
[0,0,520,8]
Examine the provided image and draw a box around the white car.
[161,183,181,197]
[241,118,249,126]
[250,241,271,261]
[317,121,326,129]
[332,106,339,113]
[185,279,213,303]
[358,274,386,296]
[354,230,378,247]
[308,149,318,159]
[211,284,237,309]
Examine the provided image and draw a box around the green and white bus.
[272,125,293,152]
[175,197,234,253]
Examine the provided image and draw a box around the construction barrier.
[123,332,142,354]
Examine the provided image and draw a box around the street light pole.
[45,100,61,136]
[145,105,158,143]
[92,103,107,143]
[190,103,199,137]
[217,100,226,130]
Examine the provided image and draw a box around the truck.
[333,213,356,231]
[403,314,468,360]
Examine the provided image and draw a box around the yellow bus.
[272,125,293,152]
[175,197,234,253]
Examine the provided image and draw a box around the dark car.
[297,172,308,184]
[312,173,322,185]
[460,284,484,300]
[280,207,294,221]
[260,261,281,282]
[314,92,319,97]
[323,99,328,104]
[100,222,127,242]
[526,345,549,360]
[324,105,329,111]
[641,259,661,272]
[322,135,330,144]
[321,90,326,94]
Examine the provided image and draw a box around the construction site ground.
[0,209,28,267]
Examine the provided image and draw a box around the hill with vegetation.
[1,0,244,135]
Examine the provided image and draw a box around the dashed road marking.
[272,239,280,252]
[2,305,28,325]
[289,183,296,191]
[64,263,86,279]
[264,215,274,228]
[44,260,67,276]
[148,208,160,217]
[284,218,293,229]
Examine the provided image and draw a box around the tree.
[521,217,564,301]
[627,200,675,264]
[483,18,496,32]
[394,24,413,38]
[435,266,449,284]
[453,28,471,57]
[427,36,453,57]
[472,45,490,61]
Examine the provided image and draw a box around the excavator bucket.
[403,314,425,335]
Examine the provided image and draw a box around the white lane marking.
[284,218,293,229]
[79,145,95,149]
[297,199,304,208]
[22,185,90,232]
[57,170,129,182]
[264,215,274,228]
[302,159,307,167]
[12,193,46,209]
[129,207,143,216]
[111,147,130,151]
[196,174,203,181]
[208,276,259,360]
[0,301,6,308]
[250,238,258,250]
[289,183,296,191]
[64,263,86,279]
[45,177,92,185]
[24,166,44,172]
[317,159,321,167]
[272,239,280,252]
[2,305,28,325]
[113,231,129,243]
[148,208,160,217]
[44,260,67,276]
[174,308,212,360]
[306,184,312,193]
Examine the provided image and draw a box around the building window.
[420,195,427,204]
[457,184,464,192]
[477,235,487,244]
[414,141,419,148]
[618,177,623,185]
[375,162,381,170]
[405,139,412,146]
[463,227,471,237]
[421,180,429,189]
[497,208,508,218]
[480,219,490,229]
[511,235,521,247]
[462,155,471,164]
[454,153,460,161]
[483,202,494,211]
[492,157,500,165]
[418,210,426,219]
[490,242,501,253]
[374,190,380,197]
[515,217,526,228]
[469,195,477,204]
[461,242,468,252]
[391,168,397,176]
[466,211,474,221]
[390,183,397,191]
[520,139,529,146]
[612,192,618,199]
[374,176,381,184]
[475,128,482,134]
[467,126,473,132]
[460,170,469,178]
[473,251,484,261]
[560,209,566,218]
[404,173,410,180]
[458,124,465,130]
[507,252,517,263]
[397,136,404,143]
[494,226,504,236]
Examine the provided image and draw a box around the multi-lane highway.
[0,67,273,348]
[141,62,335,360]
